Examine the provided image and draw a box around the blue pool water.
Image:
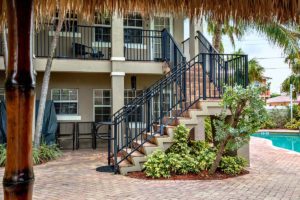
[252,132,300,153]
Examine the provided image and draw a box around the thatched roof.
[1,0,300,24]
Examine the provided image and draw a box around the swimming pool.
[252,132,300,153]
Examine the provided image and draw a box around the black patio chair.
[76,122,96,149]
[72,42,104,59]
[56,122,76,150]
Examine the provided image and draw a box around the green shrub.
[284,119,300,130]
[167,124,190,154]
[262,109,289,129]
[220,156,247,175]
[204,117,213,143]
[0,144,6,167]
[190,141,216,171]
[168,152,199,174]
[0,143,62,166]
[144,149,171,178]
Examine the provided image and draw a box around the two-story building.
[0,12,201,124]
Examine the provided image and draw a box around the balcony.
[0,25,166,62]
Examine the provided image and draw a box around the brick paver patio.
[0,137,299,200]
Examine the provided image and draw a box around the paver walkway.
[0,137,299,200]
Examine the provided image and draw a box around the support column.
[189,18,203,58]
[111,13,125,62]
[3,0,35,199]
[173,16,185,46]
[111,72,125,113]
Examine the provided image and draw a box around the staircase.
[112,30,248,175]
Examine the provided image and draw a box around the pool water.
[252,132,300,153]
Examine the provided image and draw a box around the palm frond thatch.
[0,0,300,26]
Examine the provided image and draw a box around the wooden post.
[3,0,35,199]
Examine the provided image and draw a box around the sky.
[184,20,292,94]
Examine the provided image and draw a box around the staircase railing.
[112,30,248,172]
[196,31,249,96]
[112,29,186,170]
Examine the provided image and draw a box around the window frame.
[93,89,112,122]
[51,88,79,115]
[94,14,112,43]
[124,12,144,45]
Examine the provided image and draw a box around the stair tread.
[123,148,145,157]
[135,140,157,147]
[145,132,166,137]
[118,158,133,168]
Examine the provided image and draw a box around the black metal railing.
[112,29,186,170]
[196,31,249,92]
[111,30,248,172]
[124,29,162,61]
[35,24,111,60]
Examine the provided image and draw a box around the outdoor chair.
[72,42,104,59]
[56,122,76,150]
[76,122,96,149]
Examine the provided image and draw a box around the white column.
[189,18,203,58]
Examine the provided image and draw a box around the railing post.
[182,57,187,101]
[209,47,213,81]
[146,89,151,132]
[245,55,249,87]
[202,54,207,100]
[113,121,118,173]
[72,24,75,58]
[173,46,177,71]
[159,84,164,136]
[161,30,166,61]
[225,61,228,85]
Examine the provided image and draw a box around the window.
[124,89,143,122]
[94,14,111,42]
[51,89,78,115]
[0,88,4,102]
[124,13,143,44]
[54,11,78,32]
[94,89,111,122]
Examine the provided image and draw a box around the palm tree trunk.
[3,0,35,199]
[34,12,64,148]
[2,24,8,69]
[212,22,222,52]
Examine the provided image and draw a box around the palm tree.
[234,49,265,84]
[207,19,300,56]
[248,59,265,83]
[207,20,246,53]
[281,74,300,98]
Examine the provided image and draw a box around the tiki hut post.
[3,0,35,199]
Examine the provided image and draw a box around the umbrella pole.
[3,0,35,199]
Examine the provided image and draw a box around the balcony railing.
[35,24,111,60]
[0,27,169,62]
[124,29,163,61]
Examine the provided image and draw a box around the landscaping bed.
[128,170,249,180]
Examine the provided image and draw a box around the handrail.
[111,30,248,173]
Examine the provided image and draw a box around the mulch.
[127,170,249,180]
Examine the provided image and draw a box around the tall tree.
[34,12,64,148]
[281,74,300,98]
[207,20,300,56]
[248,59,265,83]
[207,20,245,53]
[2,24,7,69]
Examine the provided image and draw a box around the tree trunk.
[34,12,64,148]
[2,24,8,69]
[212,22,222,52]
[209,138,228,174]
[3,0,35,199]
